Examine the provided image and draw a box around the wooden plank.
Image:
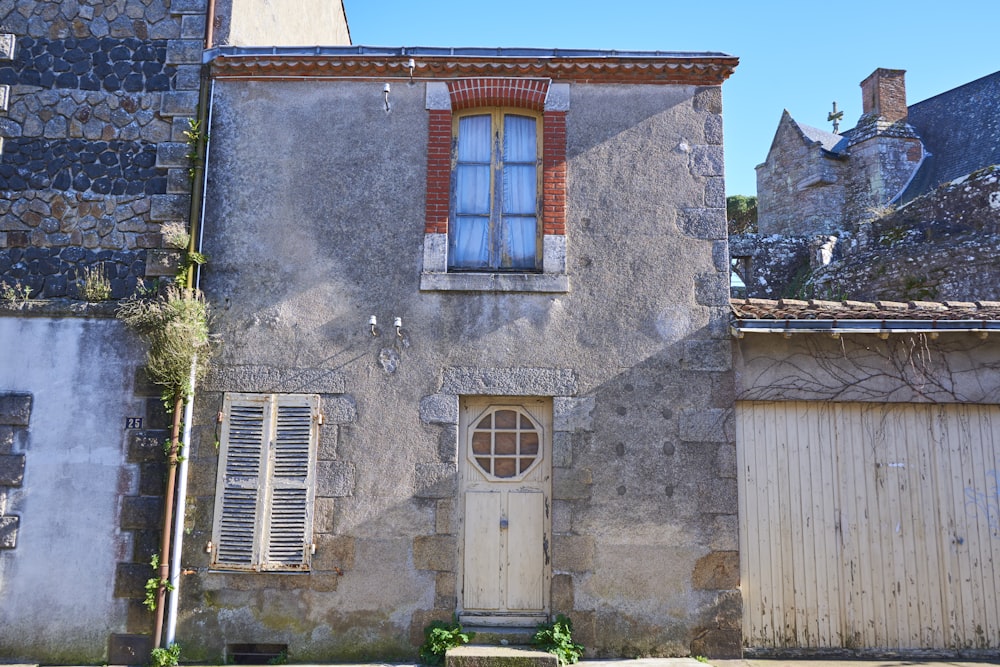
[506,490,544,611]
[736,404,756,645]
[758,402,781,645]
[464,491,502,610]
[815,402,840,647]
[972,405,1000,646]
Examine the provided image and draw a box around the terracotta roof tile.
[731,298,1000,322]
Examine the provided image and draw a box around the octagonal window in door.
[468,407,542,480]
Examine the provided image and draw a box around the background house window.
[451,110,541,271]
[211,392,319,572]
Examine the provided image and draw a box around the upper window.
[450,110,541,271]
[211,392,319,572]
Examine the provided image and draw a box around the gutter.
[731,318,998,339]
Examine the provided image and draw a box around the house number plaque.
[125,417,143,429]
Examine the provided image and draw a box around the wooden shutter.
[212,394,269,569]
[263,395,318,570]
[212,393,319,571]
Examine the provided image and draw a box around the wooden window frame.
[420,79,569,293]
[449,108,544,272]
[210,392,320,572]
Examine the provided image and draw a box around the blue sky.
[343,0,999,197]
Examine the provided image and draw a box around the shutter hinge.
[217,411,224,423]
[310,543,317,555]
[317,414,324,426]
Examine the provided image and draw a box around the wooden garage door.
[737,401,1000,650]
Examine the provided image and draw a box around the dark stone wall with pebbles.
[1,138,164,193]
[1,246,145,298]
[0,36,176,92]
[0,0,206,301]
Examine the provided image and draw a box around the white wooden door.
[737,400,1000,650]
[459,397,551,626]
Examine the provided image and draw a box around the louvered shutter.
[211,393,319,571]
[212,394,268,569]
[262,395,318,570]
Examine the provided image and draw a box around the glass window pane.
[494,458,516,478]
[495,432,516,455]
[521,432,539,456]
[504,115,536,162]
[476,458,492,475]
[495,410,517,428]
[501,217,537,269]
[455,164,491,215]
[502,165,536,215]
[472,431,491,455]
[451,217,490,268]
[458,115,493,162]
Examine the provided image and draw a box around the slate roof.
[731,298,1000,333]
[897,70,1000,202]
[796,120,849,155]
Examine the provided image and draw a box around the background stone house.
[733,68,1000,301]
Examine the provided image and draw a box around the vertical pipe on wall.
[164,64,215,648]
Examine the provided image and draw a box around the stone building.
[0,1,743,662]
[183,47,740,661]
[734,68,1000,300]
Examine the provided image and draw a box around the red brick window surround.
[421,78,569,292]
[424,79,566,239]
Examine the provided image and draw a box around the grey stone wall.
[0,392,30,551]
[0,0,208,299]
[755,115,847,237]
[183,77,738,660]
[808,166,1000,301]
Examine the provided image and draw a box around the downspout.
[161,57,215,647]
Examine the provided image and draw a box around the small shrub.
[532,614,584,665]
[419,616,474,665]
[149,643,181,667]
[143,554,174,612]
[80,264,112,302]
[1,280,32,306]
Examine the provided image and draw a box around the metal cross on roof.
[827,101,844,133]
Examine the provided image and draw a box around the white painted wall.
[0,315,144,661]
[228,0,350,46]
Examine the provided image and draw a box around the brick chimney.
[860,68,908,123]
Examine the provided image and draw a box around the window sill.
[420,271,569,293]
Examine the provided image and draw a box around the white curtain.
[452,115,492,268]
[451,113,537,269]
[502,115,537,268]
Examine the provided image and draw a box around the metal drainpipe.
[163,63,214,647]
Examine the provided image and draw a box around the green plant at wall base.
[532,615,584,665]
[419,616,475,665]
[0,280,32,306]
[144,554,175,612]
[149,643,181,667]
[80,264,112,302]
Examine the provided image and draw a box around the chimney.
[860,69,908,123]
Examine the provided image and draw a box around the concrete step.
[463,625,537,646]
[446,644,558,667]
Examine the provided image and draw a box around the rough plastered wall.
[755,114,847,237]
[178,77,739,660]
[0,305,165,663]
[0,0,207,299]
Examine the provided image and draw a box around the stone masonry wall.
[0,392,30,552]
[810,165,1000,301]
[0,0,208,299]
[755,115,847,237]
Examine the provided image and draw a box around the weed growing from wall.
[532,615,584,665]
